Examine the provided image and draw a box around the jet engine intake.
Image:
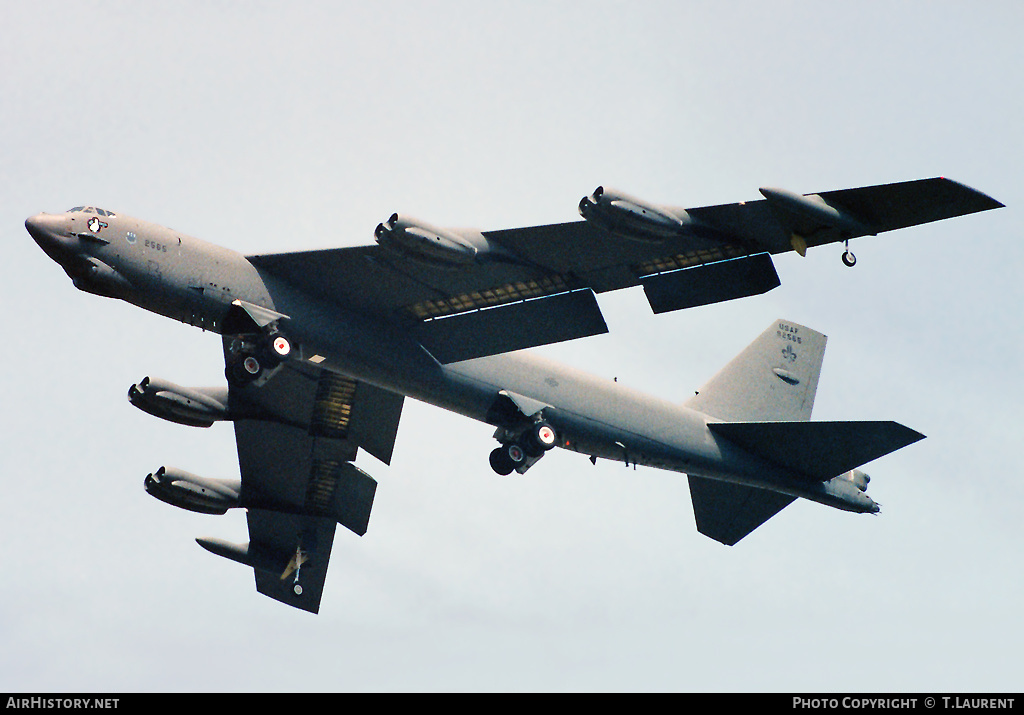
[144,466,241,515]
[374,213,482,267]
[578,186,691,242]
[128,376,230,428]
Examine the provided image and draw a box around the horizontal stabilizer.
[414,288,608,363]
[709,420,925,481]
[687,476,796,546]
[640,253,780,314]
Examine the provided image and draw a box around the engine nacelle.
[144,466,241,515]
[840,468,871,492]
[128,376,230,428]
[578,186,690,242]
[374,213,483,267]
[824,469,878,514]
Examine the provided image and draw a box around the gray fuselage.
[25,208,873,515]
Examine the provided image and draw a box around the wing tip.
[936,177,1005,211]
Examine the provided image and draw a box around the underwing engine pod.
[578,186,691,242]
[144,466,241,515]
[374,213,485,267]
[128,377,230,427]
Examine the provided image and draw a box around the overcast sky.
[2,1,1021,693]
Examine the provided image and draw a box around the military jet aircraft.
[25,178,1001,613]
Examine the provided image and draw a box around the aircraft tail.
[685,319,826,422]
[683,319,924,545]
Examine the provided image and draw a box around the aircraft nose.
[25,213,71,256]
[26,212,57,241]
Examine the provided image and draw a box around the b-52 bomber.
[26,178,1001,613]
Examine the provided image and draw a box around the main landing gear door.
[487,390,560,476]
[226,299,290,331]
[223,300,295,387]
[495,389,549,421]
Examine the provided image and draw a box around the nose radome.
[26,212,74,259]
[25,213,61,242]
[25,213,46,240]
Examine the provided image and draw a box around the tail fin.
[685,319,826,422]
[683,319,924,546]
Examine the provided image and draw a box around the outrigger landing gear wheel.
[841,240,857,267]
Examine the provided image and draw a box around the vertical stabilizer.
[685,319,826,422]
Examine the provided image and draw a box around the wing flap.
[687,476,796,546]
[640,253,780,314]
[307,371,405,465]
[228,353,405,468]
[413,288,608,363]
[484,220,740,292]
[315,461,377,536]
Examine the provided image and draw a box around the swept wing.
[250,178,1000,362]
[203,344,403,613]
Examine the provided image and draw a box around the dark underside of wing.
[248,510,337,614]
[217,346,404,612]
[247,178,999,363]
[248,224,778,362]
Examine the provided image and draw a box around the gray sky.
[2,0,1021,692]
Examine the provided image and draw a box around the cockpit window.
[64,206,115,217]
